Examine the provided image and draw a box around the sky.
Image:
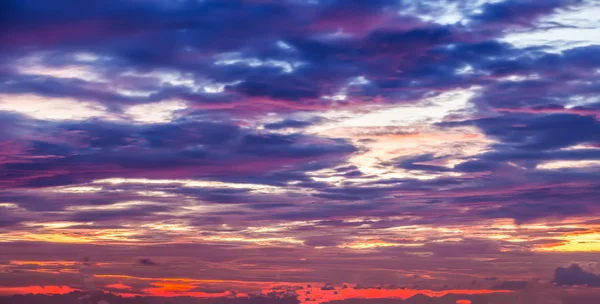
[1,0,600,303]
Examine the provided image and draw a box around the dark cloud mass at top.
[1,0,600,303]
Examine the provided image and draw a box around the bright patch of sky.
[125,100,188,124]
[316,88,478,130]
[566,95,600,108]
[501,2,600,52]
[0,94,113,121]
[119,69,237,94]
[214,53,304,73]
[307,88,492,181]
[16,65,104,82]
[0,93,189,124]
[400,0,503,25]
[121,69,202,91]
[322,76,371,102]
[73,52,101,62]
[536,160,600,170]
[93,178,285,193]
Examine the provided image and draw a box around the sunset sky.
[1,0,600,303]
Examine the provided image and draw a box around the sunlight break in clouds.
[125,100,188,123]
[0,94,113,121]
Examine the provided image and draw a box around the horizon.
[1,0,600,304]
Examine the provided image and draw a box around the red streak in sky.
[0,286,78,296]
[0,282,511,304]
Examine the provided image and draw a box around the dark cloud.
[396,154,452,172]
[478,201,591,224]
[264,120,315,130]
[138,258,158,266]
[0,207,23,228]
[0,292,301,304]
[554,264,600,287]
[69,204,171,222]
[469,0,578,27]
[0,118,356,188]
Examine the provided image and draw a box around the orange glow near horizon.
[139,285,511,304]
[295,287,511,304]
[0,281,511,304]
[0,286,78,296]
[535,231,600,252]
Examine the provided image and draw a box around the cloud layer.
[1,0,600,303]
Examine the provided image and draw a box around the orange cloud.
[104,283,133,290]
[0,277,512,304]
[296,286,511,304]
[0,286,77,296]
[142,282,233,298]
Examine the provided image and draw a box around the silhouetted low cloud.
[138,258,158,266]
[554,264,600,287]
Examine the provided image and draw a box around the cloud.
[69,204,170,222]
[0,117,356,188]
[138,258,158,266]
[264,120,316,130]
[1,0,600,299]
[303,236,345,248]
[0,292,301,304]
[468,0,578,28]
[554,264,600,287]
